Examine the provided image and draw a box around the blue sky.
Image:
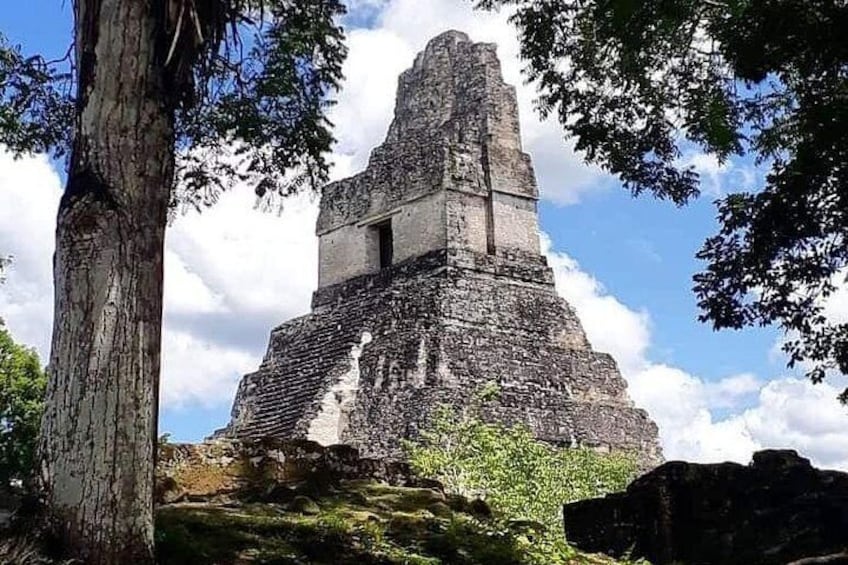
[545,187,765,376]
[2,0,846,469]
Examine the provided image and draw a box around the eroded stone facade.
[219,31,662,466]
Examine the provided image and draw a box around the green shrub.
[405,403,637,530]
[0,325,46,484]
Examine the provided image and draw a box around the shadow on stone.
[562,449,848,565]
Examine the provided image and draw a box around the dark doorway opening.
[377,220,393,269]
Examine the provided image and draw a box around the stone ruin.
[562,450,848,564]
[218,30,662,467]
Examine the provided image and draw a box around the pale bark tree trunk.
[37,0,173,562]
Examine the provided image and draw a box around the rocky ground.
[5,442,847,564]
[152,439,631,564]
[9,442,848,564]
[156,479,623,564]
[1,440,635,564]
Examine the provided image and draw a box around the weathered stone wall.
[316,30,540,289]
[155,439,417,504]
[220,247,662,466]
[317,191,450,288]
[492,192,540,254]
[392,191,448,265]
[219,31,663,469]
[446,191,489,254]
[317,225,373,287]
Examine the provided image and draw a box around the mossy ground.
[155,480,627,564]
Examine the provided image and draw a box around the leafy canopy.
[0,0,347,209]
[0,324,46,484]
[480,0,848,400]
[0,38,72,158]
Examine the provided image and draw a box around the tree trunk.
[37,0,173,562]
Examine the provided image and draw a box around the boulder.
[562,450,848,564]
[289,495,320,515]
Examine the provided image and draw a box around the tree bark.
[37,0,173,562]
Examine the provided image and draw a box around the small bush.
[405,403,636,529]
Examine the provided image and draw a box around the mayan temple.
[219,31,661,465]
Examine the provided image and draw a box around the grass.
[155,480,628,565]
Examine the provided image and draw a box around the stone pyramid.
[218,30,662,467]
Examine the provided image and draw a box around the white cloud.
[543,234,650,375]
[626,364,762,464]
[544,237,848,470]
[738,378,848,470]
[0,151,61,357]
[346,0,389,13]
[159,328,257,409]
[0,148,319,410]
[823,271,848,324]
[680,151,758,197]
[329,28,413,170]
[705,372,762,408]
[161,188,318,406]
[164,250,226,316]
[166,190,317,319]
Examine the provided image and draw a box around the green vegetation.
[155,481,624,565]
[399,388,639,564]
[150,388,641,564]
[3,477,636,564]
[405,400,637,530]
[2,381,640,563]
[0,324,46,484]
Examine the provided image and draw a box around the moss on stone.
[170,461,240,498]
[155,479,634,564]
[289,495,321,515]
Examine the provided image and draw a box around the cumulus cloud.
[543,235,650,375]
[329,28,413,170]
[160,188,318,406]
[0,151,61,356]
[742,378,848,470]
[0,148,319,410]
[822,271,848,324]
[159,329,257,409]
[679,151,758,197]
[544,237,848,470]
